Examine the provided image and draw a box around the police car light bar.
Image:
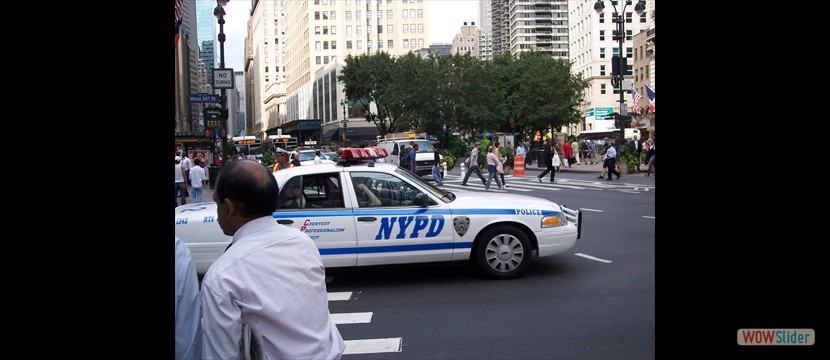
[338,147,388,161]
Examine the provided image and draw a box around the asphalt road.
[327,169,655,359]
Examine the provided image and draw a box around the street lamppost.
[595,0,645,143]
[340,99,349,147]
[214,0,229,163]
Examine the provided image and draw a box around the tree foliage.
[338,50,588,140]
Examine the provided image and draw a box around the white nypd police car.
[175,148,581,279]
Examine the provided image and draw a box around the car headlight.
[541,212,568,227]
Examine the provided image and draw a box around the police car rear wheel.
[473,226,531,279]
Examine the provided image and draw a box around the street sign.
[188,93,219,103]
[213,68,235,89]
[610,75,619,87]
[621,103,628,116]
[204,107,223,129]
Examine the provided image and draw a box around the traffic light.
[611,56,627,76]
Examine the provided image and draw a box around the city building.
[451,22,479,57]
[196,0,218,91]
[478,0,493,60]
[240,0,430,144]
[569,0,652,135]
[175,0,202,135]
[489,0,569,60]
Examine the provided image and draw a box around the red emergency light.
[338,147,388,162]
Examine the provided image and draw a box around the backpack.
[400,146,411,167]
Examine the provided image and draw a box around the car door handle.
[357,217,377,222]
[277,219,293,225]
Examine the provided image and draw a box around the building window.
[315,12,320,20]
[324,56,329,63]
[599,30,604,41]
[417,9,423,18]
[403,24,408,33]
[388,39,394,48]
[601,83,606,94]
[315,41,321,50]
[366,10,372,18]
[367,40,372,48]
[378,25,383,33]
[640,12,647,23]
[346,26,352,34]
[612,47,619,57]
[402,9,408,18]
[347,41,353,49]
[409,9,415,18]
[600,48,606,58]
[378,40,383,48]
[356,10,361,19]
[626,12,632,23]
[388,25,393,33]
[331,41,337,49]
[346,11,352,19]
[323,41,329,49]
[626,47,632,58]
[410,24,415,32]
[403,39,409,48]
[357,25,363,34]
[330,11,336,20]
[331,26,336,34]
[316,56,322,65]
[323,11,329,20]
[315,26,321,35]
[418,38,424,48]
[387,10,393,19]
[600,65,606,76]
[626,30,632,40]
[357,40,363,49]
[599,13,604,23]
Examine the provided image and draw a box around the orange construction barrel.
[513,155,525,176]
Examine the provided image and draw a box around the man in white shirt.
[180,152,193,180]
[175,237,201,360]
[201,160,345,359]
[189,159,206,203]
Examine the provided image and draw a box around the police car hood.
[449,190,561,211]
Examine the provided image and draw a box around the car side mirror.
[414,193,434,207]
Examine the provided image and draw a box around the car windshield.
[395,167,455,203]
[299,151,317,161]
[411,140,434,153]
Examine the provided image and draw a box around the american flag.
[631,89,643,114]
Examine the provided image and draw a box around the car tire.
[472,225,531,279]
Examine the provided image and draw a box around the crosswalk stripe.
[327,292,352,301]
[343,338,403,355]
[331,312,373,324]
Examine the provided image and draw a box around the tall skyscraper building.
[478,0,493,60]
[196,0,217,91]
[489,0,567,59]
[175,0,202,134]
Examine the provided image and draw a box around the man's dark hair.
[215,160,279,217]
[194,158,201,166]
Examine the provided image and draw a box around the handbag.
[496,161,504,174]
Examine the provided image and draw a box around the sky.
[218,0,479,72]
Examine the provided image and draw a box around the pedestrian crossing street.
[328,291,403,355]
[437,174,654,193]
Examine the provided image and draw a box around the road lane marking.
[331,312,373,324]
[575,253,612,263]
[327,292,353,301]
[343,338,403,355]
[642,216,655,219]
[578,208,604,212]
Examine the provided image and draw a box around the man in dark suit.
[632,135,642,171]
[537,139,556,183]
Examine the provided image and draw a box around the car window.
[350,172,424,207]
[278,173,345,209]
[278,176,305,209]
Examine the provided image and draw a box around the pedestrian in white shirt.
[314,150,323,164]
[189,158,206,203]
[201,159,345,360]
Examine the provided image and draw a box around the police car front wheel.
[472,225,531,279]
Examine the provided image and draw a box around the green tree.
[338,52,400,135]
